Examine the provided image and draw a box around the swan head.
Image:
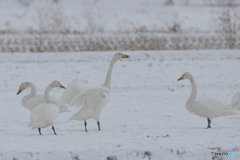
[17,82,32,95]
[50,80,66,89]
[177,72,192,81]
[113,52,130,61]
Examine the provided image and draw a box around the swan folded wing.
[59,79,88,106]
[231,90,240,106]
[29,103,59,128]
[70,87,109,107]
[29,104,45,127]
[194,98,238,119]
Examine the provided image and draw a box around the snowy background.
[1,0,240,160]
[1,51,240,160]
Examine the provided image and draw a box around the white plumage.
[178,72,238,128]
[231,90,240,110]
[17,82,70,113]
[29,103,59,129]
[68,52,130,132]
[59,79,88,107]
[69,87,109,122]
[28,81,66,135]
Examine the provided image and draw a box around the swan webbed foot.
[38,128,42,135]
[52,126,57,135]
[206,118,212,129]
[97,121,101,131]
[84,121,88,132]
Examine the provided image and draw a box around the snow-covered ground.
[0,50,240,160]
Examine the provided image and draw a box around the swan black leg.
[97,121,101,131]
[38,128,42,135]
[84,121,88,132]
[206,118,211,129]
[52,126,57,135]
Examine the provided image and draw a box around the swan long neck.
[44,85,53,103]
[186,77,197,105]
[22,83,37,105]
[103,58,117,89]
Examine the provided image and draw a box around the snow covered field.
[0,50,240,160]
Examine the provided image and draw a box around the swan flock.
[16,53,239,135]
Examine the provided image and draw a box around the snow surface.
[0,50,240,159]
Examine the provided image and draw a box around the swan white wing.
[193,98,238,119]
[70,87,109,108]
[69,87,109,121]
[231,90,240,106]
[29,104,44,127]
[59,79,88,107]
[23,94,70,113]
[29,103,59,128]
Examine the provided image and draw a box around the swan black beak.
[17,88,22,95]
[120,53,130,58]
[177,75,184,81]
[59,84,66,89]
[123,55,130,58]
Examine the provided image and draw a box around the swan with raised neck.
[69,52,130,132]
[103,52,130,89]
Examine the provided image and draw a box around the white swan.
[177,72,238,129]
[231,90,240,110]
[17,82,70,113]
[28,81,65,135]
[69,52,130,132]
[59,79,88,107]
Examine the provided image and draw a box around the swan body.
[17,82,70,113]
[69,87,109,122]
[231,90,240,110]
[68,52,130,132]
[28,81,66,135]
[178,72,238,128]
[29,103,59,128]
[59,79,88,107]
[186,98,237,120]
